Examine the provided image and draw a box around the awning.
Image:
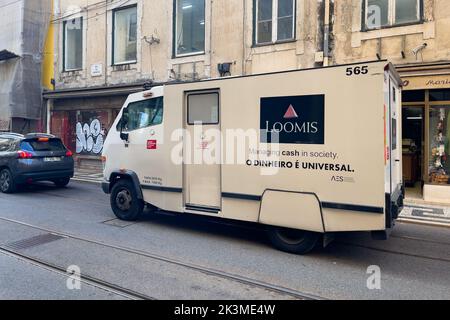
[42,82,158,100]
[396,61,450,90]
[0,50,19,61]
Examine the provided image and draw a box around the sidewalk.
[71,168,450,228]
[73,166,103,184]
[399,201,450,228]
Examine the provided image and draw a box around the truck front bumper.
[102,180,110,194]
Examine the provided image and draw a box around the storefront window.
[429,106,450,185]
[429,89,450,102]
[403,90,425,103]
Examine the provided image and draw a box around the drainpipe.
[46,99,53,134]
[242,0,247,75]
[323,0,330,66]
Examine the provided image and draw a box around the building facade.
[0,0,51,133]
[45,0,324,170]
[331,0,450,203]
[45,0,450,203]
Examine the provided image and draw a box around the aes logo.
[260,95,325,144]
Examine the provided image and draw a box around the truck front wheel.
[110,179,144,221]
[268,227,320,255]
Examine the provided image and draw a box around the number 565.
[346,66,369,76]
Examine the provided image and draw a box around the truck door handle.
[395,159,401,162]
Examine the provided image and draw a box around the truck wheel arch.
[259,189,325,233]
[108,170,143,200]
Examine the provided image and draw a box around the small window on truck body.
[119,96,164,132]
[187,93,219,125]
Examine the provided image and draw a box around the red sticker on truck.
[147,140,157,150]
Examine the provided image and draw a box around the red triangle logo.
[284,105,299,119]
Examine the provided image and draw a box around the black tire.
[268,227,320,255]
[110,179,144,221]
[53,177,71,187]
[0,169,17,194]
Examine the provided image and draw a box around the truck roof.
[163,59,401,87]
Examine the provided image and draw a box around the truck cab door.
[118,92,165,187]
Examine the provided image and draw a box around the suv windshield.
[20,139,66,152]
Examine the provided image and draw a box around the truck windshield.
[20,139,66,152]
[119,96,164,132]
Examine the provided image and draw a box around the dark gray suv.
[0,133,74,193]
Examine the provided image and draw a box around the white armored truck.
[102,61,404,254]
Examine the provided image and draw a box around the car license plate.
[44,157,62,162]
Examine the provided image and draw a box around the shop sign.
[403,74,450,90]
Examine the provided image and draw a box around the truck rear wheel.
[268,227,320,255]
[110,179,144,221]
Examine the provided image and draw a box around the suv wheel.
[110,179,144,221]
[268,227,320,255]
[0,169,17,194]
[53,177,71,187]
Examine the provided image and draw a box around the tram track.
[335,241,450,263]
[0,216,324,301]
[390,234,450,246]
[0,246,155,300]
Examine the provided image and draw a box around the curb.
[71,177,103,185]
[404,199,450,208]
[397,217,450,229]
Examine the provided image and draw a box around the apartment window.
[63,18,83,71]
[113,6,137,65]
[364,0,422,30]
[255,0,295,45]
[174,0,205,56]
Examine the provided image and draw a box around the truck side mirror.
[120,109,129,142]
[120,132,129,142]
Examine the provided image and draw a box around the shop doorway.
[402,106,425,199]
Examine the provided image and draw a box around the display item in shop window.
[429,108,450,185]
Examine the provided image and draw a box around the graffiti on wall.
[76,119,105,155]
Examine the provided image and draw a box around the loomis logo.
[284,105,299,119]
[261,95,325,144]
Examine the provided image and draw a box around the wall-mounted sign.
[403,74,450,90]
[90,64,103,77]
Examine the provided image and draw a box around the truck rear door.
[389,76,403,195]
